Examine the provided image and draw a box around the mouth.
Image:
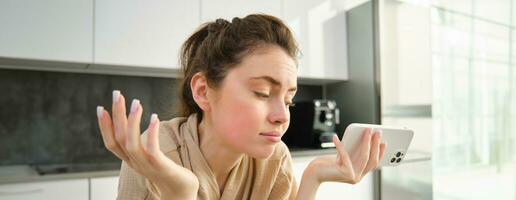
[260,132,282,143]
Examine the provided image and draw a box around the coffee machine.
[283,99,340,148]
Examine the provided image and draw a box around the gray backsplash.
[0,69,322,166]
[0,69,179,165]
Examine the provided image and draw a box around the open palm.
[96,90,198,196]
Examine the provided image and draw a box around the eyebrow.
[249,76,297,92]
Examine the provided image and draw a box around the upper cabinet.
[201,0,281,22]
[283,0,349,80]
[0,0,93,63]
[94,0,200,69]
[201,0,349,81]
[0,0,349,81]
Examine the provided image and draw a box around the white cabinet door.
[0,179,89,200]
[201,0,281,22]
[283,0,349,80]
[95,0,200,69]
[292,155,374,200]
[90,176,119,200]
[0,0,93,63]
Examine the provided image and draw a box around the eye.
[254,91,270,98]
[254,91,295,107]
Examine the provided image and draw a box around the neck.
[197,114,243,189]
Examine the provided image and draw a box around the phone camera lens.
[396,158,402,163]
[390,158,396,163]
[396,152,402,157]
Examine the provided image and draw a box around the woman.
[96,14,385,200]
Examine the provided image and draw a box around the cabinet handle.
[0,188,44,196]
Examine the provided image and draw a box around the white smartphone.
[341,123,414,167]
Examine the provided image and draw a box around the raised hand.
[309,129,386,184]
[96,90,198,199]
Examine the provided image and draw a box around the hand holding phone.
[341,123,414,167]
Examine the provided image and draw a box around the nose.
[268,100,289,125]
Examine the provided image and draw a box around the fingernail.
[113,90,120,103]
[150,113,158,124]
[96,106,104,118]
[130,99,140,113]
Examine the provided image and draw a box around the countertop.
[0,148,334,185]
[0,148,431,185]
[0,165,120,185]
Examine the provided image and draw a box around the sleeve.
[269,145,298,200]
[116,161,160,200]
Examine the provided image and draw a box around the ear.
[190,72,212,112]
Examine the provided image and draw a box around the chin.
[247,145,276,159]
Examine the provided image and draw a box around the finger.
[364,131,381,173]
[376,142,386,169]
[358,128,372,158]
[332,134,343,165]
[375,143,387,169]
[332,134,353,169]
[112,90,129,154]
[145,113,161,155]
[96,106,129,161]
[355,128,372,174]
[126,99,144,158]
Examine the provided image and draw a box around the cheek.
[213,92,265,142]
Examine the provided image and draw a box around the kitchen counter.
[290,148,432,163]
[0,149,430,185]
[290,147,337,157]
[0,148,336,185]
[0,164,120,185]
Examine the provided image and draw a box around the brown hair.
[176,14,299,119]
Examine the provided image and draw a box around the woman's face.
[208,45,297,159]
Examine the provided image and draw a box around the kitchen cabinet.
[0,179,88,200]
[202,0,349,81]
[90,176,119,200]
[0,0,285,76]
[0,0,93,63]
[94,0,200,69]
[201,0,281,22]
[282,0,349,80]
[0,0,350,81]
[292,155,374,200]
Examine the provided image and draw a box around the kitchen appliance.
[283,99,340,148]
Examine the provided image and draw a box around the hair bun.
[208,18,229,33]
[231,17,241,25]
[216,18,228,25]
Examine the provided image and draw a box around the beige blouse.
[117,114,298,200]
